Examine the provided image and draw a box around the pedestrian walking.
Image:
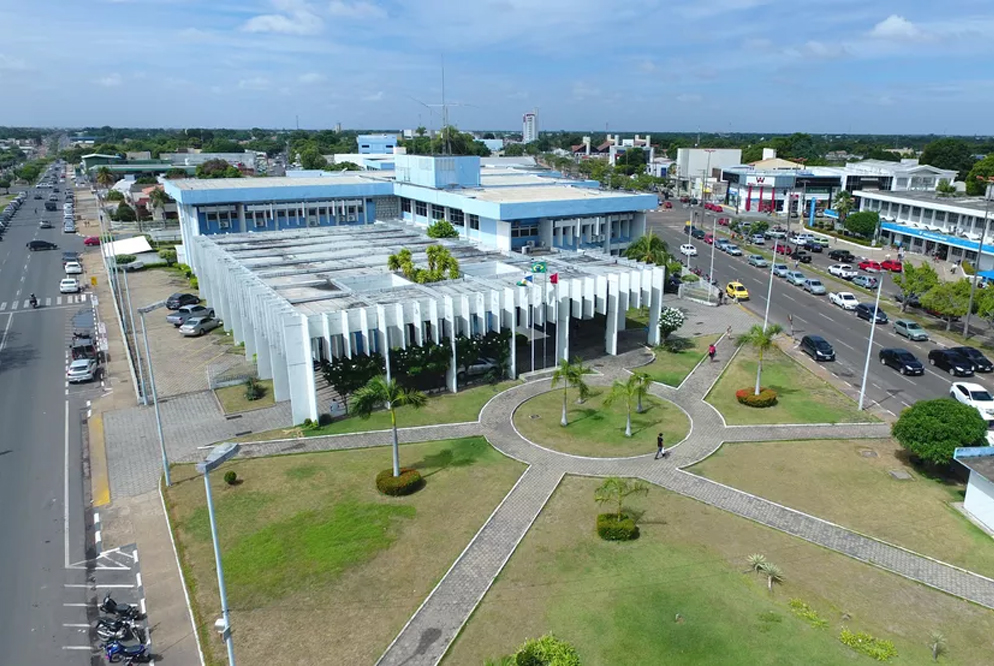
[708,343,717,362]
[788,314,794,338]
[655,433,666,459]
[793,259,799,269]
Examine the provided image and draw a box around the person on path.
[655,433,666,459]
[708,343,716,362]
[793,259,799,269]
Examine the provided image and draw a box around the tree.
[757,561,784,592]
[95,166,116,188]
[623,230,669,265]
[320,353,385,414]
[920,138,976,178]
[351,376,428,477]
[299,146,327,170]
[165,168,188,179]
[504,143,526,157]
[195,159,241,179]
[657,306,685,341]
[105,189,125,202]
[920,280,970,331]
[843,210,878,238]
[631,371,652,413]
[893,262,939,312]
[594,477,649,521]
[387,245,459,283]
[739,323,784,395]
[966,158,994,195]
[550,357,593,426]
[114,202,136,222]
[975,284,994,332]
[891,398,987,465]
[426,219,459,239]
[832,190,853,222]
[604,374,646,438]
[936,178,957,195]
[0,178,9,194]
[148,187,174,221]
[928,631,947,662]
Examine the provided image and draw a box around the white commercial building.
[675,148,743,200]
[189,223,665,424]
[522,111,539,144]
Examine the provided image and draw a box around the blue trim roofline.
[881,222,994,255]
[164,180,393,205]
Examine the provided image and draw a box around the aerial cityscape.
[5,1,994,665]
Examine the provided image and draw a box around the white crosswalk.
[0,294,87,311]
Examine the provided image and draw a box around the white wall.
[964,471,994,532]
[677,148,743,181]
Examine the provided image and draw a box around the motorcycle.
[96,618,146,643]
[99,593,143,621]
[29,296,37,309]
[101,640,148,664]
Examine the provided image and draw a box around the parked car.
[59,278,80,293]
[747,254,768,268]
[724,244,743,256]
[927,349,975,376]
[774,243,791,255]
[879,348,924,376]
[802,279,826,295]
[854,303,888,324]
[165,292,200,310]
[703,233,715,245]
[800,335,836,362]
[83,236,101,246]
[881,259,903,272]
[62,251,80,264]
[803,241,823,253]
[66,358,98,383]
[457,357,500,381]
[829,291,860,310]
[852,275,879,290]
[829,249,856,263]
[166,304,215,326]
[786,271,807,286]
[894,293,921,308]
[790,250,812,263]
[726,281,750,300]
[950,382,994,423]
[772,263,789,278]
[828,264,857,280]
[715,239,733,251]
[717,217,730,226]
[951,346,994,373]
[751,233,765,245]
[27,240,57,251]
[893,319,928,341]
[858,260,882,273]
[39,220,52,229]
[64,261,83,275]
[179,315,223,337]
[691,227,707,239]
[679,243,698,257]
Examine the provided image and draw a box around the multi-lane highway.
[0,168,100,663]
[648,208,989,416]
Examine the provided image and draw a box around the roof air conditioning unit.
[526,240,536,248]
[520,245,530,255]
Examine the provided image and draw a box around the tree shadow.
[658,336,693,353]
[409,444,486,477]
[893,448,967,487]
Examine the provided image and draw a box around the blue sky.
[1,0,993,134]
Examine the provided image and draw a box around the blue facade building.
[357,134,399,154]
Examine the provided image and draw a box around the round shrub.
[223,470,237,485]
[680,273,699,283]
[376,468,424,496]
[596,513,640,541]
[115,254,136,265]
[317,413,334,427]
[514,634,580,666]
[736,387,779,408]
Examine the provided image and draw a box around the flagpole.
[542,270,548,370]
[530,283,535,373]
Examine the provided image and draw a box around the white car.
[60,278,80,293]
[66,358,97,383]
[950,382,994,424]
[829,291,860,310]
[64,261,83,275]
[829,264,858,280]
[679,243,698,257]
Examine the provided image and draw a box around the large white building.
[522,111,539,144]
[675,148,743,200]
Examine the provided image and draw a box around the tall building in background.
[522,110,538,143]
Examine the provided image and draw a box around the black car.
[790,250,812,263]
[879,348,924,375]
[27,240,57,251]
[801,335,836,362]
[166,292,201,310]
[928,349,975,376]
[893,293,920,308]
[854,303,889,324]
[951,346,994,373]
[33,193,42,200]
[690,227,706,239]
[803,241,823,253]
[829,250,856,262]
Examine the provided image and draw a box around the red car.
[663,201,673,209]
[83,236,101,246]
[717,217,729,226]
[775,244,791,255]
[703,233,715,245]
[881,259,903,272]
[858,260,882,273]
[713,204,723,213]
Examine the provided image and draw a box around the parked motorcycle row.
[97,594,150,664]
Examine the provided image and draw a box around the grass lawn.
[707,345,877,425]
[640,334,720,387]
[692,438,994,578]
[444,477,994,666]
[165,437,524,666]
[214,380,275,414]
[513,387,690,457]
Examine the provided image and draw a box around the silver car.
[747,254,768,268]
[894,319,929,341]
[786,271,807,286]
[803,279,827,295]
[179,315,223,337]
[772,264,789,278]
[66,358,97,383]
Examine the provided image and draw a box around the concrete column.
[229,290,245,344]
[242,313,257,361]
[605,277,619,355]
[556,284,570,361]
[394,303,406,349]
[271,339,289,402]
[443,296,457,393]
[237,203,246,233]
[647,268,663,346]
[503,287,517,380]
[255,321,273,379]
[377,305,391,383]
[617,272,630,331]
[283,315,318,424]
[321,315,332,363]
[429,298,440,344]
[340,311,352,358]
[413,300,424,345]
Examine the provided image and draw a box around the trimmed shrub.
[244,377,265,401]
[596,512,640,541]
[189,277,199,290]
[514,634,580,666]
[736,387,778,408]
[223,470,237,485]
[317,413,333,427]
[376,468,424,496]
[839,627,898,662]
[680,273,699,283]
[115,254,136,265]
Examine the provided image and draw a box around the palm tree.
[604,375,644,438]
[832,190,853,223]
[623,230,669,266]
[96,166,115,189]
[928,631,947,662]
[550,357,593,426]
[148,187,174,222]
[594,477,649,521]
[757,561,784,592]
[631,371,652,413]
[351,376,427,477]
[739,323,784,396]
[745,553,768,574]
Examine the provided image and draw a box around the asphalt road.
[0,171,96,663]
[648,209,992,417]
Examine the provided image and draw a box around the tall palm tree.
[96,166,115,189]
[604,375,644,438]
[351,376,427,477]
[832,190,853,223]
[594,476,649,521]
[623,230,669,266]
[631,371,652,413]
[550,357,593,426]
[739,324,784,396]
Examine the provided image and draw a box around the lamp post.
[963,178,994,337]
[197,442,240,666]
[762,242,777,332]
[858,274,885,411]
[138,300,171,487]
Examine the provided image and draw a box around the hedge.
[596,513,639,541]
[735,387,778,408]
[376,468,424,496]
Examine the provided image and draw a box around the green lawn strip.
[513,387,690,457]
[640,334,719,387]
[691,437,994,579]
[164,436,524,666]
[707,345,877,425]
[445,477,994,666]
[214,380,275,414]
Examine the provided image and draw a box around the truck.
[70,333,97,361]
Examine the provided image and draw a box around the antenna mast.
[441,55,451,155]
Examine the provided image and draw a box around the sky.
[1,0,994,134]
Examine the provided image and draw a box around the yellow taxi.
[726,281,750,301]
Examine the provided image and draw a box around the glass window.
[219,217,230,229]
[450,209,464,225]
[431,204,445,220]
[415,201,427,216]
[468,214,480,230]
[401,198,412,213]
[254,217,266,228]
[206,212,217,221]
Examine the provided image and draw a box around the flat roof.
[856,190,993,214]
[472,184,640,204]
[956,448,994,482]
[168,175,381,191]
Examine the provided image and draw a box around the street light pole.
[707,213,718,304]
[762,245,777,332]
[858,274,885,411]
[139,302,171,487]
[963,179,993,337]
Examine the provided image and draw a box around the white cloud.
[328,1,386,19]
[869,15,922,40]
[298,72,326,84]
[0,54,28,71]
[638,59,656,72]
[572,81,600,100]
[361,90,384,101]
[676,93,702,103]
[96,73,122,87]
[243,0,323,35]
[238,77,271,90]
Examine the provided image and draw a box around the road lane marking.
[834,339,859,352]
